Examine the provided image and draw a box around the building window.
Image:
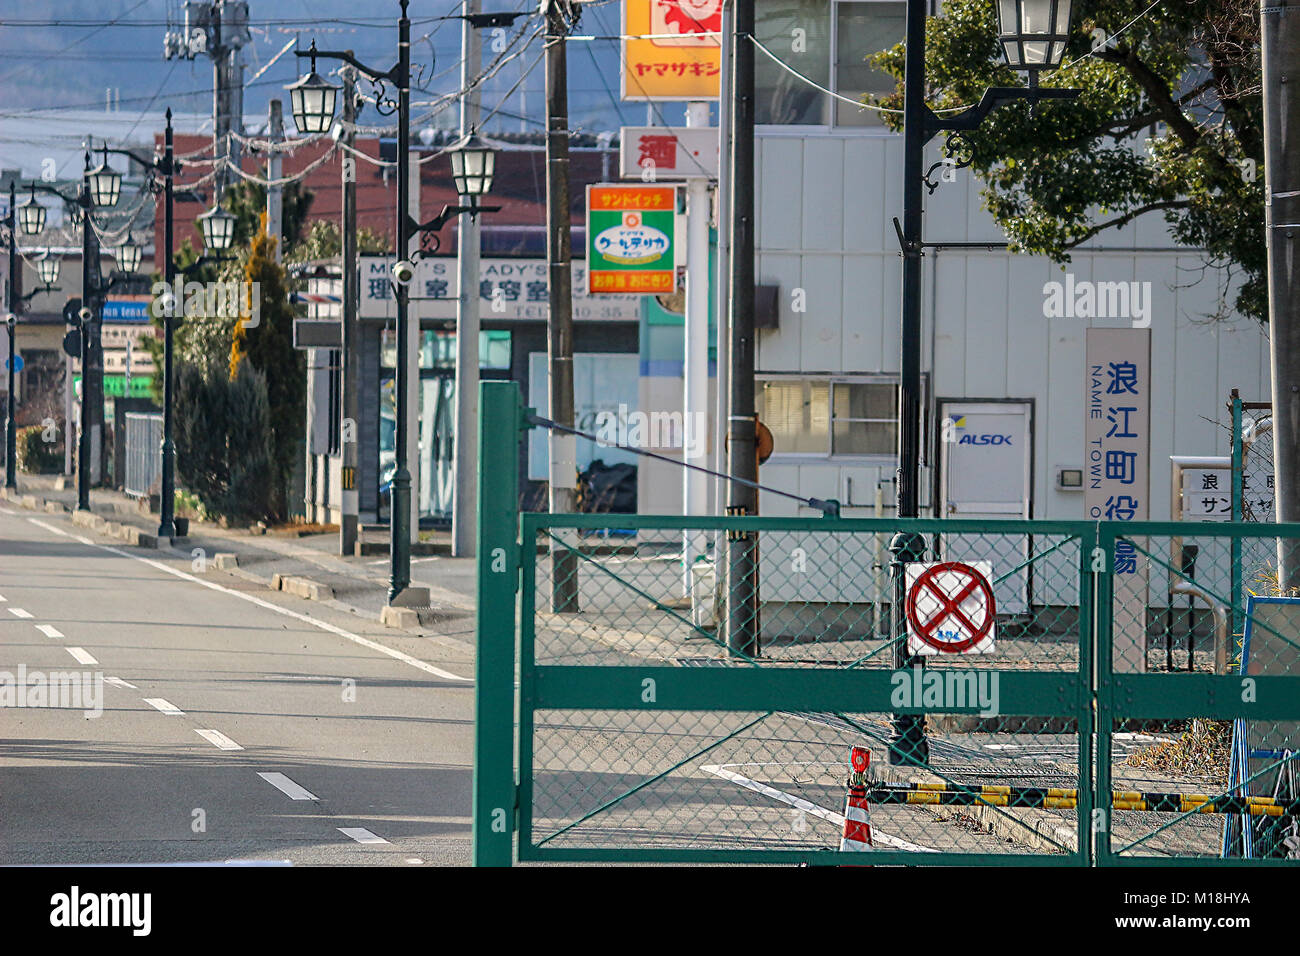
[380,329,512,370]
[759,376,911,458]
[756,0,906,128]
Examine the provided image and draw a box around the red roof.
[155,132,616,267]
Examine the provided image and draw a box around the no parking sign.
[905,561,997,655]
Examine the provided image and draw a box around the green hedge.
[16,424,63,474]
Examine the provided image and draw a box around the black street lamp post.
[93,112,181,534]
[18,156,99,511]
[291,2,506,605]
[4,181,17,490]
[888,0,1079,765]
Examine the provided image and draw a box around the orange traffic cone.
[840,746,874,852]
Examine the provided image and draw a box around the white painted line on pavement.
[338,827,390,844]
[196,729,245,751]
[24,517,472,684]
[0,592,6,602]
[8,607,33,618]
[701,763,938,854]
[66,647,98,665]
[36,624,64,638]
[105,677,138,689]
[258,772,317,801]
[142,697,184,715]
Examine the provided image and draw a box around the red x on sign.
[905,562,997,654]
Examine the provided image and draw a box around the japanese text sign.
[622,0,722,101]
[586,184,678,295]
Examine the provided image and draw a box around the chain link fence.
[473,382,1300,866]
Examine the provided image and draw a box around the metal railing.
[122,412,163,499]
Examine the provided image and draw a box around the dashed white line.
[65,647,98,665]
[142,697,184,715]
[23,516,471,684]
[8,607,33,619]
[104,677,138,689]
[258,772,317,801]
[35,624,64,638]
[338,827,389,845]
[195,729,244,751]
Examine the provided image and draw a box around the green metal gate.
[473,381,1300,866]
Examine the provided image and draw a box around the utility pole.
[546,0,578,611]
[266,99,283,264]
[452,0,482,558]
[724,0,758,658]
[164,2,248,201]
[211,1,248,201]
[339,67,360,557]
[1263,0,1300,587]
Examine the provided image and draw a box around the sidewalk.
[2,475,477,638]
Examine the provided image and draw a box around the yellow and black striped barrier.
[851,779,1298,816]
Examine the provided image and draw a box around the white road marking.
[0,592,6,602]
[66,647,98,665]
[196,729,244,751]
[701,763,938,854]
[142,697,184,715]
[258,772,317,801]
[104,677,138,689]
[338,827,389,844]
[22,517,471,684]
[36,624,64,638]
[8,607,33,619]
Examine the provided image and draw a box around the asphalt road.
[0,502,476,866]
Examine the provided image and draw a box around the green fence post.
[1094,523,1115,865]
[1230,391,1243,650]
[473,380,524,866]
[1077,524,1097,866]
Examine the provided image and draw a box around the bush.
[16,424,62,474]
[174,361,273,521]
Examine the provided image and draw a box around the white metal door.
[938,402,1033,613]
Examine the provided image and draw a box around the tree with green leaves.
[231,220,304,521]
[222,179,314,257]
[873,0,1263,321]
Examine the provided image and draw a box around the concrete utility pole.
[682,100,711,596]
[452,0,482,558]
[266,99,283,264]
[546,0,579,611]
[164,2,249,201]
[339,67,360,557]
[724,0,758,658]
[1263,0,1300,587]
[211,1,247,201]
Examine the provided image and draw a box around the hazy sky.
[0,0,693,176]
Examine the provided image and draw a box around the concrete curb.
[7,484,460,639]
[875,762,1077,855]
[273,574,335,602]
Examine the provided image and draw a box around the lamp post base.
[388,585,431,608]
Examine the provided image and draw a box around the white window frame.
[757,373,927,463]
[754,0,909,137]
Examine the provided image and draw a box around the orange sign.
[621,0,722,101]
